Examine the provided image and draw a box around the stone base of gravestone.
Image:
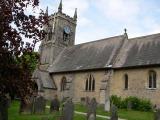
[110,104,118,120]
[154,109,160,120]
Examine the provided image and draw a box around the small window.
[61,77,67,91]
[124,74,128,89]
[148,71,157,89]
[85,74,95,92]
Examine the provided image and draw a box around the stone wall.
[111,67,160,106]
[52,70,108,103]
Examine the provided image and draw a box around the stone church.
[33,1,160,106]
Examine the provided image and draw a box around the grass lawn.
[8,101,107,120]
[75,104,154,120]
[8,100,154,120]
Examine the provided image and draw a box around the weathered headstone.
[88,113,96,120]
[87,98,97,120]
[0,96,8,120]
[105,99,110,112]
[62,98,74,120]
[127,101,132,110]
[110,104,118,120]
[50,95,60,113]
[19,96,34,114]
[33,96,46,114]
[154,108,160,120]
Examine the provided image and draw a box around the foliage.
[18,52,39,73]
[0,0,47,99]
[110,95,152,111]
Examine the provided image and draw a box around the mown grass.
[8,100,154,120]
[75,104,154,120]
[8,101,108,120]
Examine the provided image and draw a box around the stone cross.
[50,95,60,113]
[87,98,97,120]
[110,104,118,120]
[62,98,74,120]
[33,96,46,114]
[154,108,160,120]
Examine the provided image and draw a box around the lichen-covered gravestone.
[0,96,9,120]
[62,98,74,120]
[154,108,160,120]
[33,96,46,114]
[50,95,60,113]
[110,104,118,120]
[87,98,97,120]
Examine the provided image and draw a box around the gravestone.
[88,113,96,120]
[154,108,160,120]
[105,99,110,112]
[33,96,46,114]
[127,101,132,110]
[110,104,118,120]
[50,95,60,113]
[87,98,97,120]
[0,96,8,120]
[62,98,74,120]
[19,96,34,114]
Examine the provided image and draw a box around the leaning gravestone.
[87,98,97,120]
[33,96,46,114]
[0,96,8,120]
[62,98,74,120]
[110,104,118,120]
[154,108,160,120]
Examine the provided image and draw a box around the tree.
[0,0,47,99]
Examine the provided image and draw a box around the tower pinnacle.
[73,8,77,21]
[58,0,62,13]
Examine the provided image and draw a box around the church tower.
[39,0,77,65]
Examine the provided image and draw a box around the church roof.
[32,69,56,89]
[48,33,160,73]
[114,33,160,68]
[48,35,125,73]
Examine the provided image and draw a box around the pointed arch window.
[61,76,67,91]
[85,74,95,92]
[148,70,157,89]
[124,74,128,89]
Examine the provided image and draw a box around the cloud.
[95,0,140,22]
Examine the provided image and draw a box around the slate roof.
[32,69,56,89]
[48,35,124,73]
[114,33,160,68]
[48,33,160,73]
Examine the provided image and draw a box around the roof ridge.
[74,34,124,47]
[129,33,160,40]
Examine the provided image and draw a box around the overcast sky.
[34,0,160,45]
